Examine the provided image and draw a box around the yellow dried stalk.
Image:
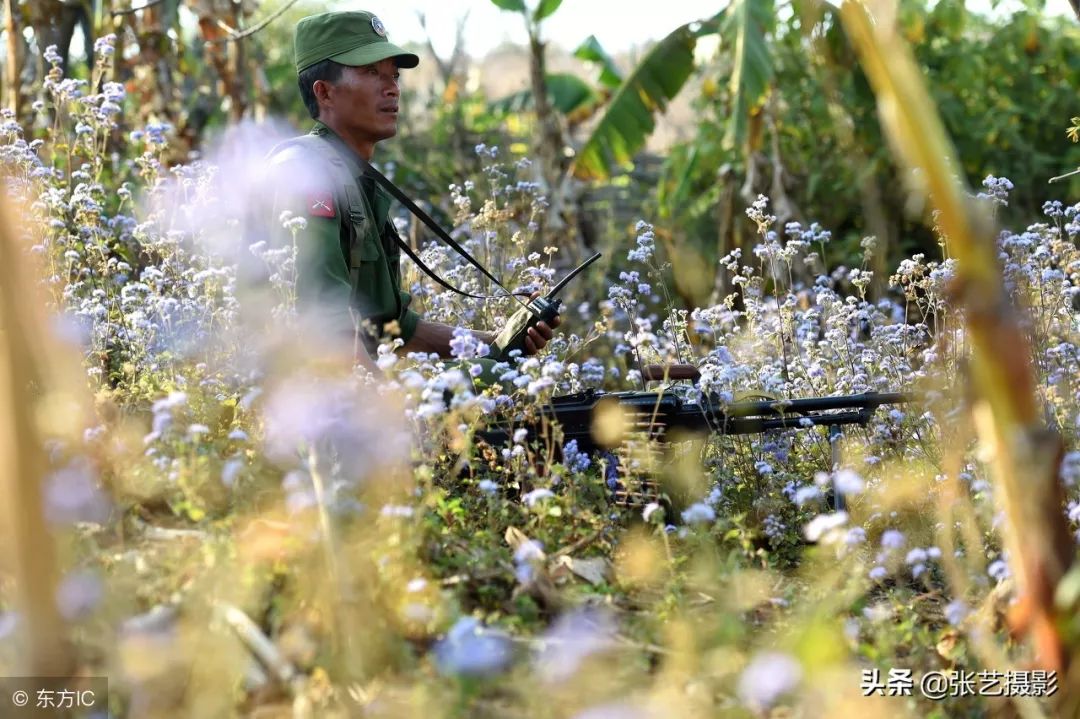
[839,0,1074,678]
[0,193,74,675]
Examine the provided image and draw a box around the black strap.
[365,163,534,302]
[318,131,532,303]
[387,227,509,300]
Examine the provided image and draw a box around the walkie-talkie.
[491,252,602,362]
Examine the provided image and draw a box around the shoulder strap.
[359,159,528,299]
[307,131,532,304]
[388,230,504,299]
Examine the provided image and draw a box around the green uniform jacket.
[267,122,421,352]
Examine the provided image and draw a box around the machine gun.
[477,364,913,513]
[479,363,911,452]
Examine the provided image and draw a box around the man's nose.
[382,75,399,96]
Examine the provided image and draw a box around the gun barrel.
[712,410,874,435]
[712,392,910,418]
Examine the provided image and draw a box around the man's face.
[321,58,401,147]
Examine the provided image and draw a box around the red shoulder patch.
[306,190,336,218]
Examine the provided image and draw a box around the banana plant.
[573,35,624,90]
[487,0,779,181]
[572,0,775,181]
[486,33,619,130]
[722,0,774,151]
[486,0,567,167]
[569,20,706,181]
[489,0,563,19]
[488,0,578,246]
[489,72,601,126]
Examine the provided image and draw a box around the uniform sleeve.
[292,211,353,334]
[398,290,420,343]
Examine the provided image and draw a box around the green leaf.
[573,35,623,89]
[489,0,527,13]
[490,73,599,117]
[658,144,700,218]
[534,0,563,21]
[572,23,700,180]
[722,0,775,150]
[692,9,727,37]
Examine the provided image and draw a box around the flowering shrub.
[0,43,1076,718]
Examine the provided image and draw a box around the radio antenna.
[546,252,602,299]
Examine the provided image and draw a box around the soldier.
[266,10,560,371]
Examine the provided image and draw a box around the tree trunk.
[197,1,247,125]
[4,0,22,116]
[527,29,582,261]
[711,164,737,307]
[228,0,246,122]
[420,11,470,166]
[58,0,94,75]
[527,31,562,188]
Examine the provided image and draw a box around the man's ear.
[312,79,333,110]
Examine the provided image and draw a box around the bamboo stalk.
[0,192,71,675]
[307,443,364,679]
[216,602,300,688]
[839,0,1074,679]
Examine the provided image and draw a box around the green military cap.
[294,10,419,75]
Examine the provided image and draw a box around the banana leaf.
[571,21,708,181]
[489,73,599,117]
[573,35,623,90]
[534,0,563,22]
[489,0,526,13]
[723,0,775,150]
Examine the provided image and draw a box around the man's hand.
[522,291,561,356]
[397,296,561,360]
